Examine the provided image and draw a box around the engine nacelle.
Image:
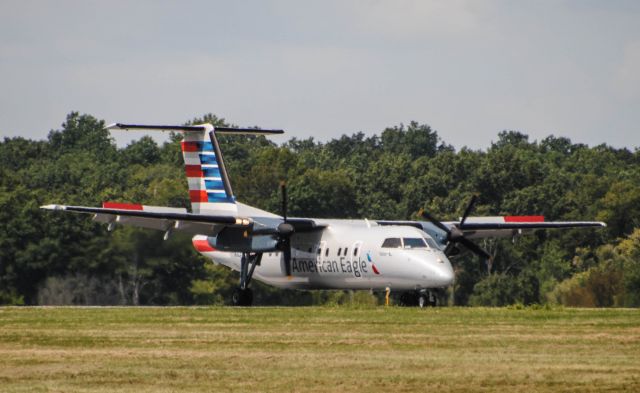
[210,227,279,252]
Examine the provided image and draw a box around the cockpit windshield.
[403,238,428,249]
[381,237,438,249]
[424,236,438,249]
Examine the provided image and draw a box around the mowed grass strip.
[0,306,639,392]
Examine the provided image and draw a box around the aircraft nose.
[432,262,455,287]
[422,254,454,287]
[412,252,455,287]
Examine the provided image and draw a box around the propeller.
[276,181,294,278]
[419,195,492,261]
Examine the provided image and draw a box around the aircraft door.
[317,241,327,264]
[350,241,364,278]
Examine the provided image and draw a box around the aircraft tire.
[418,294,428,308]
[232,288,253,306]
[399,292,419,307]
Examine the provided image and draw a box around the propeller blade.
[444,242,456,256]
[459,236,492,260]
[276,181,294,279]
[419,209,452,236]
[280,181,288,222]
[283,242,292,277]
[459,195,478,227]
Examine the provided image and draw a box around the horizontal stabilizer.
[106,123,284,135]
[214,127,284,135]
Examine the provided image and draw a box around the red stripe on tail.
[504,215,545,222]
[185,165,203,177]
[102,202,144,210]
[189,190,208,203]
[181,141,200,152]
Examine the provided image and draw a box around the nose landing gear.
[400,290,439,307]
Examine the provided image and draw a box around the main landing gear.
[399,290,439,308]
[232,252,262,306]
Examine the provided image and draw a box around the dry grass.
[0,306,639,392]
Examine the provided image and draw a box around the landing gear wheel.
[418,294,428,308]
[232,288,253,306]
[399,292,419,307]
[429,294,437,307]
[401,291,440,308]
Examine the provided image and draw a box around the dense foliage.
[1,112,639,306]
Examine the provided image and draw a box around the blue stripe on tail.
[199,154,218,165]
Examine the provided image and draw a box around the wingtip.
[41,204,65,211]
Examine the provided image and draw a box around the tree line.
[1,112,639,306]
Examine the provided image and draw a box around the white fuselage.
[195,219,454,291]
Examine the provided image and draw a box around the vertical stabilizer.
[105,123,283,215]
[181,125,237,214]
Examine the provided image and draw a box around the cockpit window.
[381,238,402,248]
[403,238,428,249]
[424,237,438,249]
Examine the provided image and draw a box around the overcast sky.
[1,0,639,149]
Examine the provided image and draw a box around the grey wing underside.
[42,204,245,236]
[41,204,325,237]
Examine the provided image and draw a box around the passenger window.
[353,247,358,256]
[338,247,342,256]
[316,248,321,255]
[403,238,427,249]
[344,248,348,256]
[381,238,402,248]
[325,248,329,257]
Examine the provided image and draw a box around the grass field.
[0,306,639,392]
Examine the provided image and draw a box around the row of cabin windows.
[312,246,358,257]
[269,247,359,257]
[316,246,359,257]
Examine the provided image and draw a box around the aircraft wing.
[444,216,606,239]
[41,202,251,237]
[41,202,325,237]
[378,215,606,240]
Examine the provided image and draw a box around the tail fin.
[181,124,236,214]
[106,123,283,215]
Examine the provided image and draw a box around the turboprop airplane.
[42,123,606,307]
